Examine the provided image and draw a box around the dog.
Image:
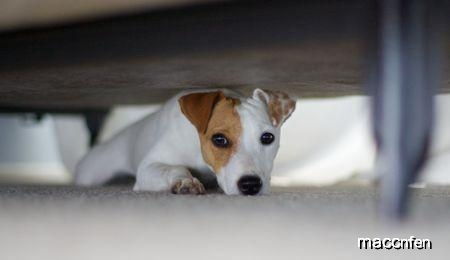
[75,88,296,195]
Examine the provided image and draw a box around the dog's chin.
[215,174,238,195]
[217,181,239,195]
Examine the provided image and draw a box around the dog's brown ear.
[179,91,225,134]
[252,88,296,127]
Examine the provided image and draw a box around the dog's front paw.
[171,178,206,195]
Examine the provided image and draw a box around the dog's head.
[179,89,296,195]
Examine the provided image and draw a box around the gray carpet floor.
[0,184,449,260]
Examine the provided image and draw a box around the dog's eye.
[260,132,275,145]
[211,133,230,148]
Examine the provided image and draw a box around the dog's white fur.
[75,89,295,195]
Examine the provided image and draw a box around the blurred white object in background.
[99,105,161,143]
[53,115,89,175]
[273,94,450,187]
[0,114,73,184]
[417,95,450,185]
[272,96,376,186]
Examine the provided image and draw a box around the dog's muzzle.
[237,175,262,195]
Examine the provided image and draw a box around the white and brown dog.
[75,89,295,195]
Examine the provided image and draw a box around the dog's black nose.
[238,175,262,195]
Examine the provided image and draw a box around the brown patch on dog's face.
[179,91,225,134]
[199,97,242,173]
[179,92,242,173]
